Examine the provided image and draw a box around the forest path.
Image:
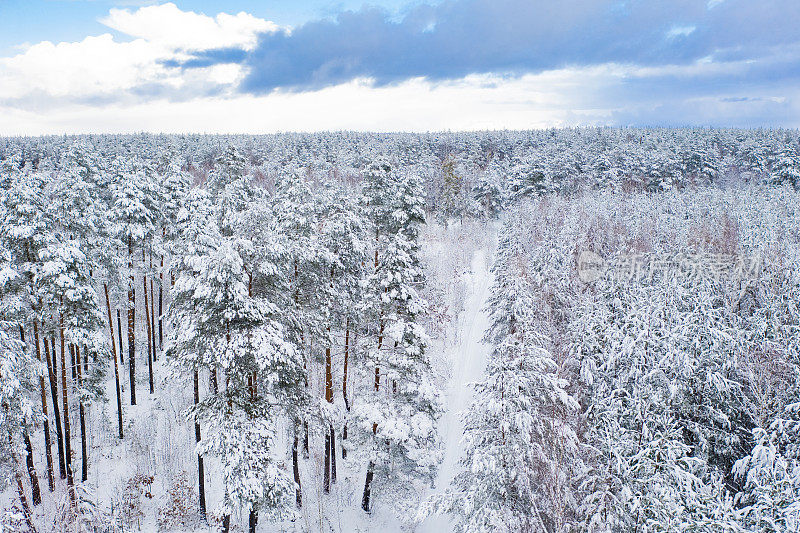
[419,243,495,532]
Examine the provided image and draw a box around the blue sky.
[0,1,417,54]
[0,0,798,133]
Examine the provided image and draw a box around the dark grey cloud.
[609,94,798,128]
[162,47,248,69]
[169,0,800,93]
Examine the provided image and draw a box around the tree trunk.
[117,309,124,365]
[210,368,218,395]
[362,324,382,513]
[342,320,350,459]
[150,272,156,361]
[29,323,54,492]
[303,421,309,458]
[324,327,333,493]
[143,275,154,394]
[159,257,164,350]
[324,431,331,494]
[50,336,57,375]
[22,428,40,506]
[292,430,302,508]
[194,371,206,521]
[330,424,337,483]
[222,514,230,533]
[105,285,124,440]
[371,318,384,436]
[59,314,76,502]
[249,509,258,533]
[325,338,333,404]
[75,346,88,482]
[43,338,65,480]
[292,259,310,462]
[343,321,350,407]
[248,367,259,527]
[12,446,37,533]
[128,281,136,405]
[362,461,375,513]
[37,345,55,491]
[70,343,76,380]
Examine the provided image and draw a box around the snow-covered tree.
[427,224,579,532]
[318,186,369,489]
[735,403,800,531]
[574,272,743,532]
[508,163,548,203]
[471,167,504,220]
[168,205,305,531]
[109,156,159,403]
[37,237,107,488]
[768,145,800,189]
[0,321,41,532]
[270,167,327,507]
[681,143,721,186]
[0,170,57,494]
[355,169,443,515]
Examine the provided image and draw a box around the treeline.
[2,128,799,224]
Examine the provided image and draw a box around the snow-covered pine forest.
[0,127,799,532]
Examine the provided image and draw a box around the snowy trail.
[419,246,495,532]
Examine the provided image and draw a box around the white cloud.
[0,72,620,135]
[100,3,278,51]
[3,64,797,135]
[0,3,277,104]
[666,25,696,39]
[0,34,168,100]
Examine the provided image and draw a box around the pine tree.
[768,145,800,189]
[318,186,369,488]
[110,156,159,405]
[0,320,41,533]
[0,170,57,493]
[169,187,218,520]
[158,158,192,351]
[508,162,548,203]
[37,234,108,491]
[271,168,327,505]
[574,274,742,531]
[355,170,443,514]
[55,143,126,442]
[438,155,465,224]
[471,168,504,220]
[681,143,721,185]
[208,145,252,237]
[427,226,580,532]
[168,202,305,530]
[735,403,800,531]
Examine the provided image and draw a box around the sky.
[0,0,798,134]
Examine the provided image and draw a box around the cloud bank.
[167,0,800,93]
[0,3,277,106]
[0,0,798,133]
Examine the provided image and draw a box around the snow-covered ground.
[420,245,495,533]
